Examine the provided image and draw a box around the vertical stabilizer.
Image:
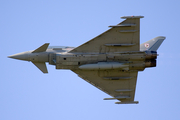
[140,36,165,51]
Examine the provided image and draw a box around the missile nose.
[8,52,30,61]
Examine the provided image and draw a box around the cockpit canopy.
[48,46,75,51]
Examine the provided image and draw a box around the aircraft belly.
[55,53,149,71]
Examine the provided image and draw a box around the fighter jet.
[8,16,165,104]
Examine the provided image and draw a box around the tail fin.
[140,36,166,51]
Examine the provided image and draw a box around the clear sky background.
[1,0,180,120]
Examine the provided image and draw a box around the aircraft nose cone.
[8,52,30,61]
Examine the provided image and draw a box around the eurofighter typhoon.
[8,16,165,104]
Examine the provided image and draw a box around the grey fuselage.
[8,45,157,73]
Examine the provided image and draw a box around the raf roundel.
[144,43,150,48]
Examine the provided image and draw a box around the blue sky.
[1,0,180,120]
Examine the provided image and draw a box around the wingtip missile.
[115,101,139,104]
[121,16,144,19]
